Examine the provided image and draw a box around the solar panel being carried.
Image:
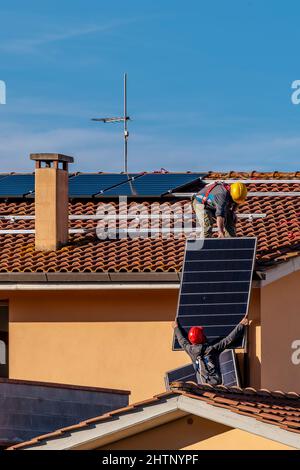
[173,237,257,351]
[165,349,241,389]
[165,363,198,390]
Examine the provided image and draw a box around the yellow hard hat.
[230,182,247,204]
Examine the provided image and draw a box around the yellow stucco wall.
[5,287,260,402]
[98,415,292,450]
[8,289,185,402]
[248,287,261,389]
[261,270,300,393]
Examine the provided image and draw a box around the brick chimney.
[30,153,74,251]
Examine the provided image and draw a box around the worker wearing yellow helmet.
[193,181,247,238]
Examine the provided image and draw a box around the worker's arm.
[214,193,229,237]
[216,216,225,238]
[172,321,194,356]
[211,316,248,353]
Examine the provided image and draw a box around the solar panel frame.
[173,237,257,351]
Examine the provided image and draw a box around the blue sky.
[0,0,300,172]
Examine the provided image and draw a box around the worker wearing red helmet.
[193,181,247,238]
[172,316,248,385]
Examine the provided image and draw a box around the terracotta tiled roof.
[207,170,300,180]
[171,381,300,434]
[0,172,299,273]
[7,382,300,450]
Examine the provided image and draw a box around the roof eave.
[0,254,299,288]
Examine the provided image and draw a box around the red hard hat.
[188,326,206,345]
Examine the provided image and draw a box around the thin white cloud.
[0,125,121,172]
[0,123,299,173]
[0,19,133,54]
[3,97,101,118]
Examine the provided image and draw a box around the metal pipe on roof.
[247,192,300,197]
[171,192,300,197]
[0,213,266,221]
[203,179,300,184]
[0,221,265,235]
[0,283,180,291]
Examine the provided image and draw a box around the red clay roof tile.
[0,173,299,273]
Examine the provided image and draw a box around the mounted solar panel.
[0,174,35,197]
[165,349,241,389]
[173,237,257,351]
[68,172,206,197]
[68,174,131,197]
[97,173,144,196]
[131,173,205,196]
[0,174,9,181]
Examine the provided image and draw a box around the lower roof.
[8,382,300,450]
[0,377,130,395]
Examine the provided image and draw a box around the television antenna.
[91,73,130,173]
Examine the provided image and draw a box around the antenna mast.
[91,73,130,173]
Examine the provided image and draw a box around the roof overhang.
[0,255,299,290]
[0,272,180,291]
[258,256,300,287]
[15,394,300,450]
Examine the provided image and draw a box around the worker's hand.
[172,321,178,329]
[240,315,249,326]
[218,231,225,238]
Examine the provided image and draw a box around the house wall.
[261,270,300,393]
[98,415,292,450]
[247,287,261,389]
[8,289,183,403]
[5,287,260,403]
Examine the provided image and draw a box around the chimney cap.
[30,153,74,163]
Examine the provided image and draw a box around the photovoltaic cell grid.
[68,174,132,197]
[69,173,204,197]
[130,173,205,196]
[0,174,35,197]
[165,363,198,390]
[0,173,206,198]
[165,350,241,389]
[173,237,257,350]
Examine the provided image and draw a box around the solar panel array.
[0,174,35,197]
[173,237,256,350]
[0,172,206,198]
[165,349,241,389]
